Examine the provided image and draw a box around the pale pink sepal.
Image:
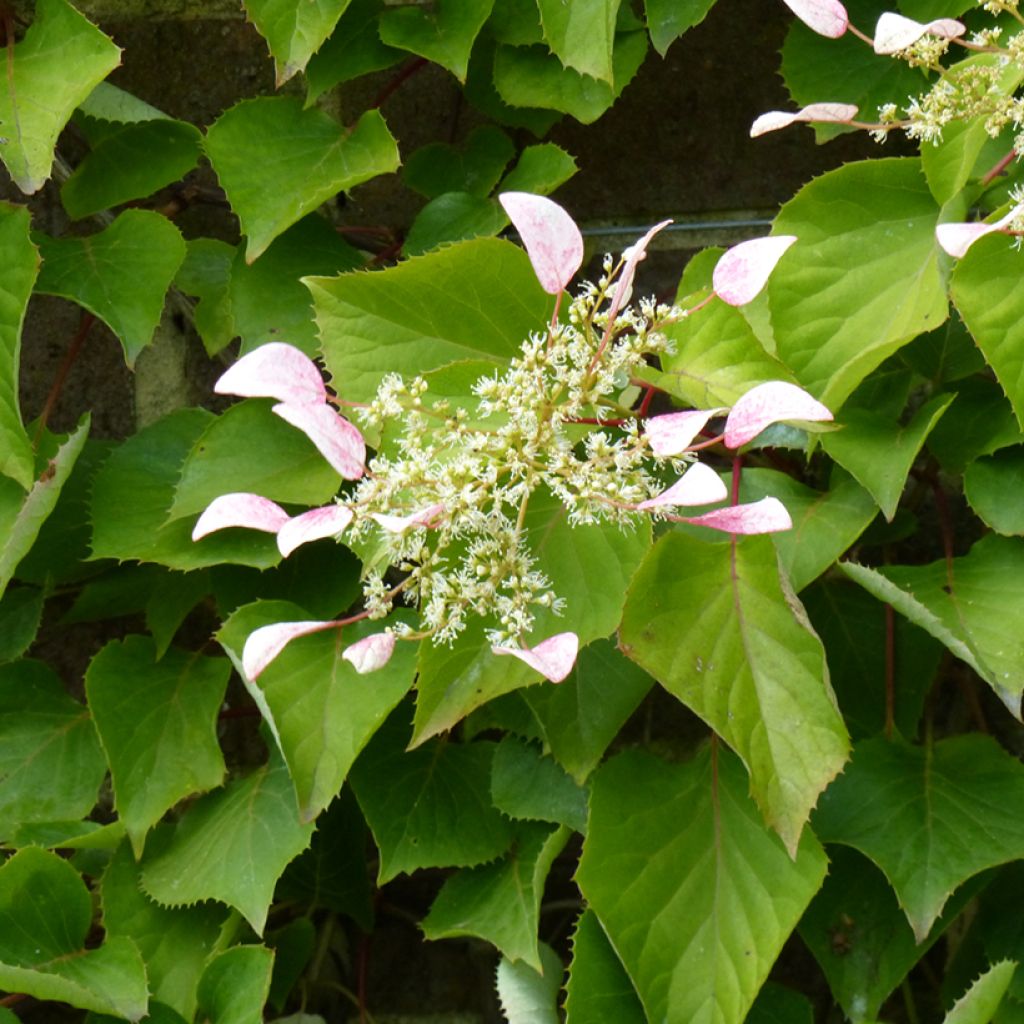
[342,632,396,674]
[637,463,728,510]
[936,205,1023,258]
[214,342,328,407]
[724,381,833,448]
[644,408,725,456]
[191,492,290,541]
[277,504,354,557]
[370,503,445,533]
[492,632,580,684]
[873,12,965,54]
[713,236,797,307]
[782,0,849,37]
[271,402,365,480]
[750,103,859,138]
[607,220,673,323]
[682,497,793,534]
[499,192,584,296]
[242,619,339,680]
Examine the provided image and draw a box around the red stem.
[637,384,658,419]
[372,57,428,109]
[982,148,1017,186]
[357,933,371,1024]
[34,312,95,444]
[730,455,742,505]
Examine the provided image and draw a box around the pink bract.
[873,12,965,54]
[277,504,354,558]
[191,492,290,541]
[682,497,793,535]
[724,381,833,448]
[644,408,724,457]
[492,631,580,683]
[936,204,1023,258]
[781,0,849,38]
[750,103,859,138]
[499,192,584,296]
[213,341,328,407]
[713,236,797,307]
[606,220,672,324]
[271,402,366,480]
[343,632,396,674]
[370,503,445,534]
[637,463,728,510]
[242,619,339,680]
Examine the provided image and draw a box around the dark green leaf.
[965,447,1024,536]
[927,377,1024,473]
[536,0,620,83]
[0,585,43,663]
[499,142,578,194]
[267,917,315,1012]
[491,737,588,832]
[379,0,495,81]
[146,569,212,657]
[577,746,827,1023]
[174,239,236,357]
[564,909,645,1024]
[36,211,187,366]
[402,125,515,199]
[746,984,815,1024]
[644,0,716,56]
[404,192,508,256]
[196,945,275,1024]
[243,0,354,83]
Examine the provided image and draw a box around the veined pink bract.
[277,504,354,558]
[724,381,833,448]
[272,401,366,480]
[499,192,584,296]
[191,492,289,541]
[750,103,859,138]
[242,619,340,680]
[781,0,849,38]
[873,12,965,54]
[214,341,328,407]
[637,463,728,510]
[713,236,797,307]
[342,632,396,674]
[492,632,580,683]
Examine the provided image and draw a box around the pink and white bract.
[682,496,793,535]
[242,619,339,680]
[873,12,965,54]
[499,192,584,296]
[936,204,1024,258]
[370,503,445,534]
[277,505,354,558]
[191,492,290,541]
[271,401,366,481]
[214,341,328,408]
[607,220,673,323]
[750,103,859,138]
[644,408,724,457]
[713,236,797,307]
[724,381,833,448]
[492,631,580,683]
[781,0,849,38]
[342,632,396,674]
[637,463,728,510]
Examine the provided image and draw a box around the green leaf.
[801,578,941,740]
[311,236,553,404]
[89,408,281,570]
[217,600,417,822]
[0,585,43,663]
[953,234,1024,429]
[488,0,544,45]
[146,569,212,658]
[643,0,716,55]
[621,532,849,854]
[841,535,1024,715]
[820,393,954,520]
[36,210,187,366]
[493,29,647,125]
[799,845,985,1021]
[205,99,399,262]
[927,378,1024,473]
[243,0,354,83]
[0,203,39,489]
[413,488,651,743]
[0,659,105,834]
[86,636,230,856]
[965,447,1024,536]
[402,125,515,199]
[174,239,236,356]
[738,468,878,592]
[61,119,203,219]
[102,840,227,1021]
[746,984,815,1024]
[496,942,564,1024]
[378,0,495,81]
[770,158,947,411]
[169,399,342,521]
[946,962,1017,1024]
[498,142,578,194]
[780,0,923,143]
[196,945,275,1024]
[901,316,986,385]
[304,0,402,106]
[0,847,148,1020]
[404,192,508,257]
[0,0,120,193]
[577,746,828,1024]
[564,909,645,1024]
[349,708,513,883]
[0,417,89,601]
[536,0,620,83]
[422,822,569,969]
[267,917,315,1012]
[491,737,588,832]
[76,80,167,125]
[231,214,364,358]
[520,638,653,785]
[140,754,314,934]
[815,734,1024,940]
